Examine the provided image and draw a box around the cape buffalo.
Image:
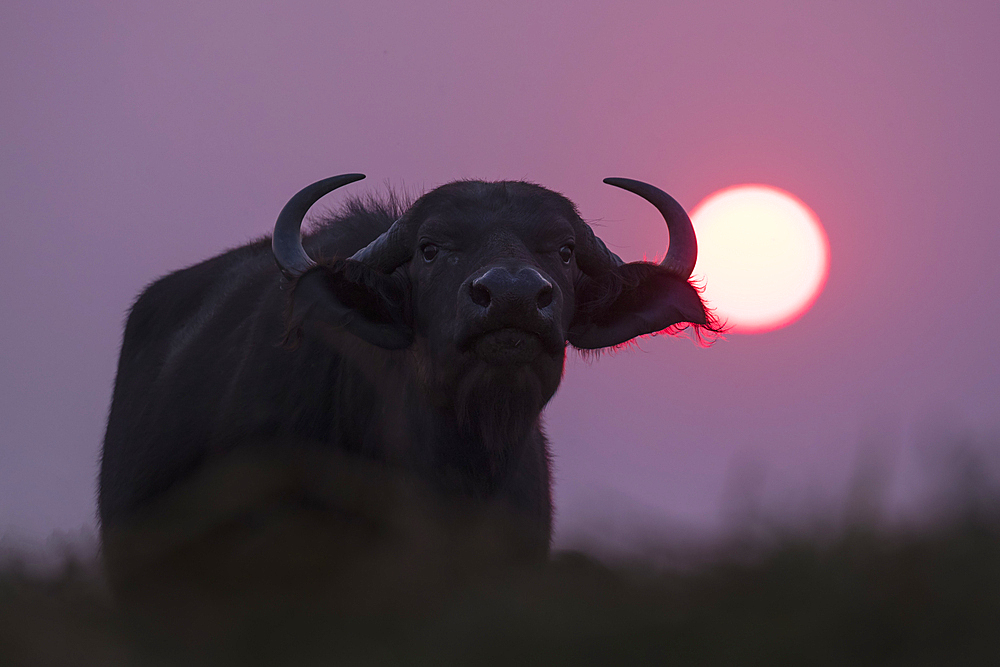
[98,174,715,606]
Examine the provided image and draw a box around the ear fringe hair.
[675,274,728,346]
[572,272,727,360]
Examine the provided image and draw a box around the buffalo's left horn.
[603,177,698,279]
[272,173,366,279]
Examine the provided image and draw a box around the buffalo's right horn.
[603,177,698,279]
[272,173,366,279]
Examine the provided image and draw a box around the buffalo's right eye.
[421,244,439,262]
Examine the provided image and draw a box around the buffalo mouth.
[470,328,546,366]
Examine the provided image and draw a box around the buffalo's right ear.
[288,259,413,349]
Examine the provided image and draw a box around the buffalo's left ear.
[568,262,709,350]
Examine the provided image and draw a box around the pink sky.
[3,1,999,547]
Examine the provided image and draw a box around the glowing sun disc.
[691,185,829,334]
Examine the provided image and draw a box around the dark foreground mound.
[3,505,1000,666]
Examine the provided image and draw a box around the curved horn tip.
[602,177,657,195]
[302,173,367,194]
[305,173,366,193]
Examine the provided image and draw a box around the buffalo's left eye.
[559,244,574,264]
[421,244,439,262]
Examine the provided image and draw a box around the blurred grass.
[3,452,1000,665]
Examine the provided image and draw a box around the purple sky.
[3,1,999,547]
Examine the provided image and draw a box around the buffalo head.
[274,174,711,452]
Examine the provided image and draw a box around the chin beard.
[447,361,552,494]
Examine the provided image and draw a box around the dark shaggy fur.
[99,179,713,611]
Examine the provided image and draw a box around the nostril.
[537,284,553,309]
[470,281,492,308]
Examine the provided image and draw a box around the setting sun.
[691,185,829,334]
